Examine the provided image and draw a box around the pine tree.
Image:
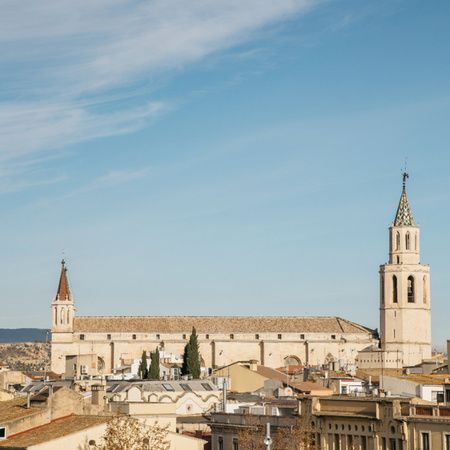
[148,346,160,380]
[138,350,148,379]
[187,327,201,379]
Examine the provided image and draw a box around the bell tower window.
[392,275,398,303]
[423,276,427,304]
[407,276,415,303]
[396,232,400,250]
[406,232,410,250]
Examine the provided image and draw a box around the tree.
[181,327,201,379]
[181,344,189,376]
[138,350,148,379]
[96,415,169,450]
[148,346,160,380]
[237,416,316,450]
[272,416,316,450]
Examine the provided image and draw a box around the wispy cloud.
[0,0,318,174]
[79,167,151,193]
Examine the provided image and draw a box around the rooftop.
[0,398,41,424]
[0,415,107,448]
[74,316,372,334]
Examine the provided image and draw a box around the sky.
[0,0,449,349]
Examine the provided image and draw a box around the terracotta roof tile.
[73,316,372,334]
[0,415,107,448]
[0,398,41,424]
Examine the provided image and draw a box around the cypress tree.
[138,350,148,379]
[187,327,201,379]
[181,344,189,376]
[148,346,160,380]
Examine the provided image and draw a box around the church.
[50,175,431,375]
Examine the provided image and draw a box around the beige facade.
[299,396,450,450]
[359,176,433,369]
[50,261,376,375]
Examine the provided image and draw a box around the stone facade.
[50,263,376,375]
[358,175,432,369]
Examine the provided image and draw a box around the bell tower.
[379,174,431,366]
[51,259,75,333]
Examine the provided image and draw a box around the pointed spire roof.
[394,173,416,226]
[55,259,72,301]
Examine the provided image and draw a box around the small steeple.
[55,259,71,301]
[394,172,415,226]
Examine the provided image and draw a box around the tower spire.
[55,259,71,301]
[394,172,415,226]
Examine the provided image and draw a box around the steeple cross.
[402,171,409,190]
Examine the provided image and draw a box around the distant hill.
[0,329,49,343]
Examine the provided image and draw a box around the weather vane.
[402,158,409,190]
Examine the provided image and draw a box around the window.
[233,438,239,450]
[421,432,430,450]
[382,437,387,450]
[278,334,282,340]
[230,334,234,339]
[0,428,5,440]
[162,383,175,391]
[348,435,353,449]
[381,275,385,304]
[201,382,213,391]
[423,276,427,303]
[218,436,224,450]
[331,334,336,340]
[334,434,340,450]
[107,334,111,340]
[156,334,160,340]
[255,334,259,340]
[396,232,400,250]
[445,434,450,450]
[300,334,305,340]
[361,436,367,450]
[406,232,410,250]
[393,275,398,303]
[132,334,137,340]
[436,392,445,403]
[390,438,397,450]
[79,334,85,341]
[182,334,187,339]
[407,276,415,303]
[180,383,192,392]
[205,334,209,339]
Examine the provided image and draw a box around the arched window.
[54,309,58,325]
[381,275,385,304]
[392,275,398,303]
[396,232,400,250]
[407,276,415,303]
[60,308,65,325]
[423,276,427,304]
[405,232,410,250]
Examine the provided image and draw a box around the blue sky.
[1,0,449,349]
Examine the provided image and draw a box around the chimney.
[91,384,107,409]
